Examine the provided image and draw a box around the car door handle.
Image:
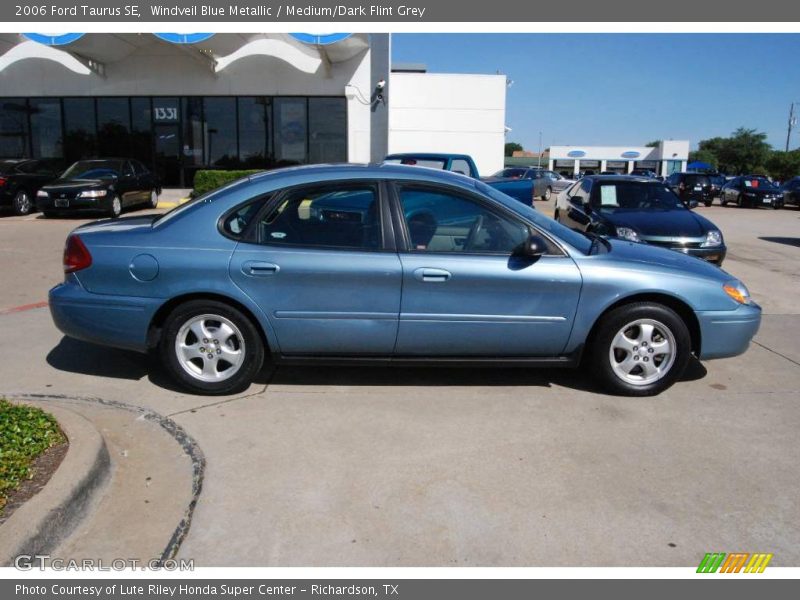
[242,261,280,276]
[414,268,451,283]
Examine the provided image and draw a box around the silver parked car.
[494,167,575,202]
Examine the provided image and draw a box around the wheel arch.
[584,292,702,359]
[147,292,272,355]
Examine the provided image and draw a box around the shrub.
[0,398,65,511]
[192,169,264,197]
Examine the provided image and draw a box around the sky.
[391,34,800,152]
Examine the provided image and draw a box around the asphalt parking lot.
[1,201,798,566]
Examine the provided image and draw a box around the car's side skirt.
[276,354,579,368]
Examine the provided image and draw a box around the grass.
[0,398,65,512]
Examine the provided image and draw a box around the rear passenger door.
[228,181,403,356]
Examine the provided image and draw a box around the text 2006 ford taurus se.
[49,164,761,396]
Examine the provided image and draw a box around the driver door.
[390,183,582,357]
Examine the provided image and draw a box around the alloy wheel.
[175,314,246,383]
[14,191,32,215]
[608,318,676,386]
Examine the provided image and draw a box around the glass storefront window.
[274,97,307,165]
[182,97,203,167]
[238,97,271,168]
[130,97,153,166]
[63,98,97,164]
[0,98,31,157]
[309,98,347,164]
[203,97,237,167]
[96,98,130,157]
[29,99,62,158]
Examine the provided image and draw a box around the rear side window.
[257,184,381,250]
[449,159,472,176]
[223,199,266,237]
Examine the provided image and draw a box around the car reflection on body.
[50,164,759,397]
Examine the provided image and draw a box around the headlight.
[36,190,49,198]
[723,280,752,305]
[702,230,723,247]
[78,189,106,198]
[615,227,640,242]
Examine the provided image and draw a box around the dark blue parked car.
[50,164,760,396]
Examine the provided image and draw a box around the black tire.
[720,195,727,206]
[107,194,122,219]
[704,199,713,207]
[159,299,265,395]
[542,186,552,201]
[42,210,57,219]
[587,302,692,397]
[12,190,34,216]
[553,208,560,221]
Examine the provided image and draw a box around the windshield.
[62,160,122,180]
[475,181,593,254]
[593,182,685,211]
[384,157,447,170]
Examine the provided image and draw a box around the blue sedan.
[49,164,761,396]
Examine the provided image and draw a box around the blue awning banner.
[154,33,215,44]
[290,33,352,45]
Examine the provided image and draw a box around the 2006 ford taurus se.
[49,164,761,396]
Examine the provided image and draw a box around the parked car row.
[1,157,160,218]
[491,167,575,201]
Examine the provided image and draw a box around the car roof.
[247,162,481,189]
[384,153,471,161]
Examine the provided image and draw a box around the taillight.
[63,235,92,273]
[0,177,7,187]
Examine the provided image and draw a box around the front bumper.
[696,303,762,360]
[37,195,107,213]
[49,279,162,353]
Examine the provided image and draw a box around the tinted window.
[96,98,131,157]
[592,182,684,211]
[743,177,776,189]
[309,98,346,163]
[132,160,148,175]
[63,159,122,179]
[384,157,447,169]
[29,99,62,158]
[496,168,526,178]
[683,174,711,186]
[63,98,97,163]
[258,185,380,250]
[238,97,271,167]
[0,99,30,157]
[274,98,307,164]
[398,186,528,254]
[204,98,237,167]
[223,199,267,237]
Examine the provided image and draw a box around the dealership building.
[0,33,507,187]
[548,141,690,177]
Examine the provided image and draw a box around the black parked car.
[780,177,800,207]
[37,158,161,219]
[665,172,715,207]
[554,175,726,265]
[720,176,783,209]
[0,159,61,215]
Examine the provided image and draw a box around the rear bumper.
[49,280,162,353]
[696,303,761,360]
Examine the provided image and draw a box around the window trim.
[230,179,395,253]
[387,180,565,257]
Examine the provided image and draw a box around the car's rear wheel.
[13,190,33,216]
[720,196,727,206]
[588,302,691,397]
[160,300,265,395]
[704,199,713,207]
[542,186,552,201]
[107,194,122,219]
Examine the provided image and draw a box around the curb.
[0,404,111,566]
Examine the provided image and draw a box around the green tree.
[688,149,718,169]
[715,128,771,174]
[504,142,523,157]
[645,140,661,148]
[765,150,800,182]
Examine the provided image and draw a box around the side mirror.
[517,233,548,258]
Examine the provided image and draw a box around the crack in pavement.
[752,340,800,368]
[166,384,270,417]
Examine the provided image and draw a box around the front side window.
[398,186,528,254]
[257,184,381,250]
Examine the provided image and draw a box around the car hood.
[605,237,729,281]
[43,178,111,191]
[600,208,712,238]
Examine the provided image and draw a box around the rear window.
[684,175,711,186]
[384,157,447,170]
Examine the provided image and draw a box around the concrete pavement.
[0,201,798,566]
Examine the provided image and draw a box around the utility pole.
[787,102,797,152]
[537,131,542,168]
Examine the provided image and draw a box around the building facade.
[0,33,508,186]
[548,141,690,177]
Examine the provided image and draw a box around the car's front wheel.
[588,302,691,396]
[542,186,552,201]
[160,300,265,395]
[107,194,122,219]
[13,190,34,215]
